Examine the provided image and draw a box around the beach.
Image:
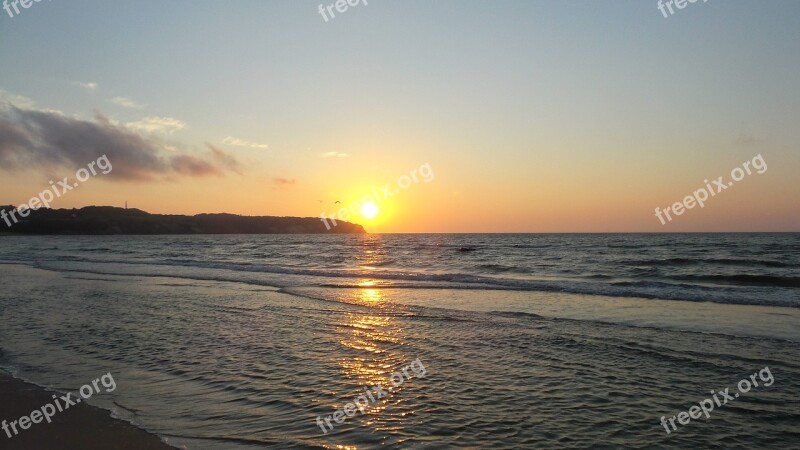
[0,374,171,449]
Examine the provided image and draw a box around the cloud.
[221,136,269,149]
[126,116,186,134]
[73,81,98,92]
[320,152,349,158]
[734,132,761,147]
[170,155,222,177]
[0,90,36,110]
[273,177,297,186]
[110,96,144,109]
[207,143,242,175]
[0,104,236,181]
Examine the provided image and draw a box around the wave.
[624,257,791,268]
[4,248,798,308]
[669,274,800,288]
[475,263,527,274]
[15,259,795,309]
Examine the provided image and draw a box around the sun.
[360,201,379,219]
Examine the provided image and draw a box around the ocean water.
[0,233,798,448]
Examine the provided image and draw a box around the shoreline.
[0,373,174,449]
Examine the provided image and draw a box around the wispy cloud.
[0,104,237,181]
[110,96,144,109]
[72,81,98,92]
[169,155,222,177]
[221,136,269,149]
[0,89,36,110]
[126,116,186,134]
[273,177,297,186]
[734,132,761,147]
[320,152,349,158]
[207,143,243,175]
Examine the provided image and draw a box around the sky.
[1,0,799,233]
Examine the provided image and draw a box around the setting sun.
[361,202,379,219]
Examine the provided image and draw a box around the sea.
[0,233,798,448]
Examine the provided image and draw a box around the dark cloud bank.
[0,106,239,181]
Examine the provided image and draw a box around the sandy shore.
[0,374,173,449]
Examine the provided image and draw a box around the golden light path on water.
[334,266,413,427]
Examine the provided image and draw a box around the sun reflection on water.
[333,285,407,419]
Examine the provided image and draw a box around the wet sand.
[0,374,173,449]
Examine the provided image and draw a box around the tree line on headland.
[0,206,366,235]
